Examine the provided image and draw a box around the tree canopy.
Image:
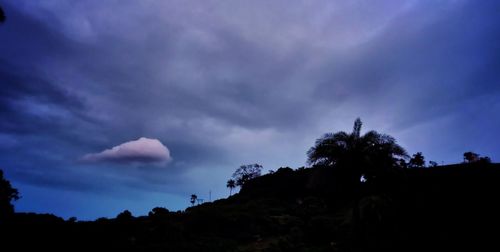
[0,6,5,23]
[190,194,198,206]
[226,179,236,196]
[0,169,20,220]
[409,152,426,168]
[307,118,408,182]
[232,164,263,187]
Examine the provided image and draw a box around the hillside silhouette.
[1,119,499,251]
[1,162,500,251]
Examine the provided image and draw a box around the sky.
[1,0,499,220]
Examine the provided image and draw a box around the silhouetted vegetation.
[409,152,426,168]
[232,163,263,187]
[0,169,19,222]
[116,210,134,221]
[464,151,491,164]
[307,118,407,189]
[226,179,236,196]
[0,5,5,23]
[0,119,498,251]
[463,151,479,163]
[190,194,198,206]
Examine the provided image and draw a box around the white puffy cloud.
[81,137,172,165]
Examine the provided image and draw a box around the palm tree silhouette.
[226,179,236,196]
[307,118,407,248]
[307,118,407,183]
[190,194,197,206]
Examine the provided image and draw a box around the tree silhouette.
[463,152,479,163]
[116,210,133,221]
[307,118,408,183]
[148,207,169,218]
[307,118,407,248]
[478,156,491,164]
[232,164,263,187]
[0,6,5,23]
[226,179,236,196]
[190,194,197,206]
[0,169,20,221]
[409,152,425,168]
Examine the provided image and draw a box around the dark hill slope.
[2,163,500,251]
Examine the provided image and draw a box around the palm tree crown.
[307,118,408,180]
[190,194,197,206]
[226,179,236,196]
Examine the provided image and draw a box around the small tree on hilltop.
[149,207,169,217]
[463,152,479,163]
[307,118,408,182]
[232,164,263,187]
[190,194,198,206]
[409,152,425,168]
[226,179,236,196]
[116,210,133,221]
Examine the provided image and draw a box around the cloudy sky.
[1,0,499,220]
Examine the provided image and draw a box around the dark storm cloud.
[0,64,85,133]
[307,1,500,130]
[1,0,499,218]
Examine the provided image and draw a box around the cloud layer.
[81,137,171,165]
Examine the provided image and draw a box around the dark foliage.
[464,151,491,164]
[226,179,236,196]
[307,118,408,188]
[1,163,500,251]
[409,152,425,168]
[190,194,197,206]
[232,164,263,187]
[116,210,133,221]
[149,207,169,217]
[0,169,19,221]
[0,5,5,23]
[463,151,479,163]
